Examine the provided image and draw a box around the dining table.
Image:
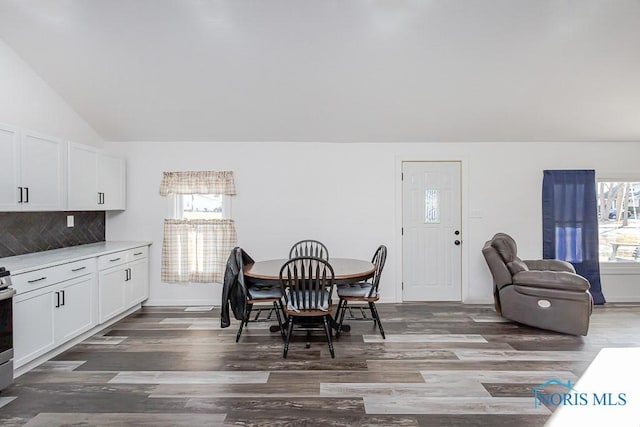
[244,257,375,284]
[243,257,375,333]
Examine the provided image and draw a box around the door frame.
[394,158,470,303]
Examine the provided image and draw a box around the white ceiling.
[1,0,639,142]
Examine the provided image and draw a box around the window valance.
[159,171,236,196]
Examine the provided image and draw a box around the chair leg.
[236,313,248,343]
[273,301,286,341]
[322,316,335,358]
[305,329,312,349]
[336,299,348,338]
[283,317,294,359]
[236,303,253,342]
[369,301,385,339]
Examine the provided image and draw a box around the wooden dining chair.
[335,245,387,339]
[289,240,329,260]
[222,247,286,342]
[279,256,336,358]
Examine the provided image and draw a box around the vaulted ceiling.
[1,0,639,142]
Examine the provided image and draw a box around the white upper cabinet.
[98,154,126,210]
[0,124,20,210]
[68,142,126,211]
[68,143,99,210]
[0,125,66,211]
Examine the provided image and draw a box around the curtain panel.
[161,219,237,283]
[542,170,606,304]
[159,171,236,196]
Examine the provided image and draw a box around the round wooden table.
[244,257,375,333]
[244,257,375,284]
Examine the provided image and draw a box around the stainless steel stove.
[0,267,15,391]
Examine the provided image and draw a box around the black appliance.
[0,267,15,391]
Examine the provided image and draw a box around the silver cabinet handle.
[109,257,121,262]
[134,252,143,256]
[28,276,47,283]
[71,266,87,272]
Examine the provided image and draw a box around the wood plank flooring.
[1,302,639,426]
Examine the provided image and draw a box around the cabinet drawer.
[98,251,128,270]
[58,258,96,280]
[129,246,148,261]
[11,258,95,295]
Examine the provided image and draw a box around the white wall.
[106,141,640,306]
[0,39,102,146]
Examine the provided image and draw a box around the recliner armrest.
[512,270,590,292]
[523,259,576,273]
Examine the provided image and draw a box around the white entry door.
[402,161,462,301]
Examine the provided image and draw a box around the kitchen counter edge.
[0,242,153,275]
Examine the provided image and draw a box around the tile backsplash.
[0,211,105,258]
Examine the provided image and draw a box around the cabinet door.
[0,125,20,210]
[13,287,56,367]
[20,132,66,210]
[98,266,126,323]
[55,275,96,342]
[68,143,99,210]
[98,155,126,210]
[126,258,149,306]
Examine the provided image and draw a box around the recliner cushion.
[512,270,590,292]
[492,235,518,263]
[507,259,529,274]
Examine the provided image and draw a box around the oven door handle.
[0,288,16,301]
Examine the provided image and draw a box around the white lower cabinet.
[13,274,95,367]
[126,258,149,307]
[98,265,126,323]
[13,286,56,367]
[98,246,149,323]
[11,243,150,370]
[55,275,95,343]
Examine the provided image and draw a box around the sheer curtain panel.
[161,219,236,283]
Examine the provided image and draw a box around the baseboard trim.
[145,298,218,307]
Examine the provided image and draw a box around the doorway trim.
[394,157,470,303]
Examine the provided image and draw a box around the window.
[175,194,230,220]
[597,181,640,263]
[160,171,237,284]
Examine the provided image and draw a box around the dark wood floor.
[1,302,639,426]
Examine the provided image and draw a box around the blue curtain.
[542,170,605,304]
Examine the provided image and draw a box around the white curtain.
[161,219,236,284]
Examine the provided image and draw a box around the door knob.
[454,230,460,235]
[454,240,461,245]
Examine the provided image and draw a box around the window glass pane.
[182,194,223,220]
[425,189,440,224]
[597,181,640,263]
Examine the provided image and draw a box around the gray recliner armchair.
[482,233,593,336]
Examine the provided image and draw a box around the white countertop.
[0,241,152,274]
